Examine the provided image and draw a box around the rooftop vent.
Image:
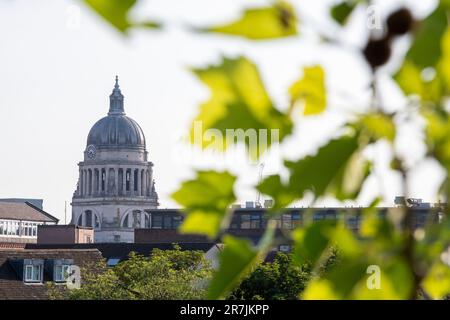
[245,201,254,209]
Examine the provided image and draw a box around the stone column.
[90,169,95,196]
[84,170,87,196]
[105,167,110,195]
[79,169,83,196]
[115,167,119,196]
[141,170,145,197]
[130,168,135,196]
[122,168,126,195]
[91,212,95,228]
[93,169,98,196]
[80,170,84,196]
[88,169,92,196]
[146,170,150,196]
[137,169,142,196]
[142,170,146,196]
[81,212,85,227]
[98,168,102,194]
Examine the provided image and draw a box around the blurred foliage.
[83,0,160,33]
[202,2,298,40]
[172,171,236,239]
[189,57,293,159]
[76,0,450,300]
[289,65,327,115]
[331,2,358,25]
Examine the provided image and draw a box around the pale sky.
[0,0,444,222]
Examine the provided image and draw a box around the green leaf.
[347,258,413,299]
[172,171,236,238]
[422,263,450,299]
[359,112,396,142]
[329,224,363,258]
[394,6,450,102]
[407,3,449,68]
[208,222,276,299]
[260,132,367,208]
[285,134,359,199]
[331,151,371,200]
[302,259,367,299]
[289,66,327,115]
[303,258,413,300]
[203,3,298,40]
[292,220,336,266]
[331,2,357,25]
[207,236,259,299]
[293,221,362,269]
[301,279,340,299]
[190,57,293,159]
[395,61,443,103]
[438,27,450,92]
[83,0,160,33]
[423,109,450,165]
[256,175,296,210]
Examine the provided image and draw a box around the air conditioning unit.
[264,200,274,208]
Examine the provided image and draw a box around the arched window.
[77,210,100,229]
[121,210,150,228]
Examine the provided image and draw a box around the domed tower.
[71,77,158,243]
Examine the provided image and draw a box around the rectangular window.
[0,220,40,237]
[240,214,251,229]
[152,215,163,229]
[173,215,182,228]
[250,214,261,229]
[54,265,71,282]
[230,215,239,229]
[24,264,42,283]
[313,212,324,221]
[163,216,172,229]
[325,210,336,220]
[32,225,37,237]
[292,213,301,228]
[282,214,292,229]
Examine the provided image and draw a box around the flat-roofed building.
[37,225,94,244]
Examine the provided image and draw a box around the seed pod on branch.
[363,36,392,69]
[387,8,414,36]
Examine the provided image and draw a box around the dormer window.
[54,264,71,282]
[48,259,74,283]
[24,260,44,283]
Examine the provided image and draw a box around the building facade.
[134,205,444,249]
[0,201,58,244]
[71,77,159,243]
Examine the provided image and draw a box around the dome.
[86,76,146,149]
[87,115,146,149]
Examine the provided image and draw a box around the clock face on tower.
[87,145,97,160]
